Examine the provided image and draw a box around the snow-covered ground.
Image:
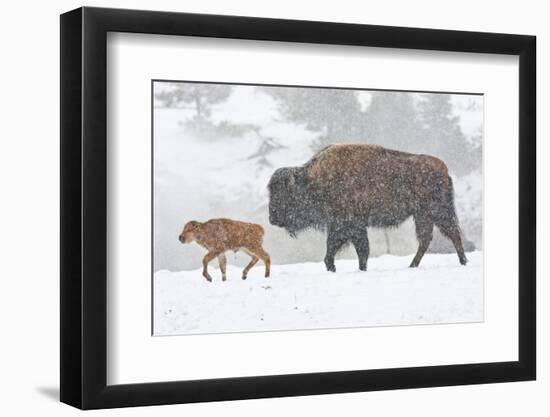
[153,251,483,336]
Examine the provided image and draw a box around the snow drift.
[153,251,483,336]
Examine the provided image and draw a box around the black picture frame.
[60,6,536,410]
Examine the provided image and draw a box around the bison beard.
[268,144,468,272]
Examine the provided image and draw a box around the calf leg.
[351,228,369,271]
[410,216,434,268]
[202,250,221,282]
[242,247,271,279]
[324,223,351,272]
[252,247,271,278]
[242,255,259,280]
[436,217,468,266]
[217,253,227,281]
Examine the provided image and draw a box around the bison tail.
[445,176,457,217]
[434,175,460,228]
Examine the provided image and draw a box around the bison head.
[268,167,323,236]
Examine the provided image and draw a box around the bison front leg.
[351,228,369,271]
[324,223,350,273]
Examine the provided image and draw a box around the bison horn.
[288,167,305,187]
[288,171,296,186]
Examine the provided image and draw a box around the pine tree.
[155,83,267,140]
[155,83,233,137]
[155,83,232,118]
[363,92,424,152]
[262,87,363,149]
[417,94,472,175]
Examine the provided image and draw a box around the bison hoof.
[326,265,336,273]
[242,275,247,280]
[460,257,468,266]
[222,276,226,282]
[359,265,367,271]
[203,272,212,282]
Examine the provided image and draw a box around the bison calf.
[178,218,271,282]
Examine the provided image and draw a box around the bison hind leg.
[351,228,369,271]
[433,176,468,266]
[435,217,468,266]
[410,216,434,268]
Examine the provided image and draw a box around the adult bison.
[267,144,468,272]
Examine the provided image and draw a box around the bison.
[267,144,468,272]
[179,218,271,281]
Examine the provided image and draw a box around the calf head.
[179,220,201,244]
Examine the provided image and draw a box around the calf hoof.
[409,262,419,268]
[222,276,227,282]
[326,264,336,273]
[460,257,468,266]
[203,272,212,282]
[265,273,270,278]
[242,275,247,280]
[359,264,367,271]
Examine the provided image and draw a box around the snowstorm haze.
[153,82,483,272]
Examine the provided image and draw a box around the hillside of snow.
[153,251,483,336]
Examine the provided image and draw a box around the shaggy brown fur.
[268,144,467,272]
[179,218,271,282]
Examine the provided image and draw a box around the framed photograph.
[60,6,536,409]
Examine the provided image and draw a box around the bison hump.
[306,144,384,180]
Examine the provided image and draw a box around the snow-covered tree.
[246,127,286,170]
[363,92,424,152]
[155,83,232,118]
[155,83,239,138]
[418,94,477,176]
[261,87,363,149]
